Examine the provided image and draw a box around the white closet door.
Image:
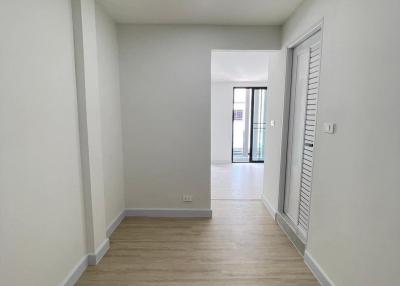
[284,31,322,240]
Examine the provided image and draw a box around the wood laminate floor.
[77,200,318,286]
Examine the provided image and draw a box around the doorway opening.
[232,87,267,163]
[211,50,270,201]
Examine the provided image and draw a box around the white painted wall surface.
[71,0,107,254]
[211,81,267,164]
[95,3,125,227]
[264,0,400,284]
[118,25,281,209]
[0,1,87,285]
[262,51,285,215]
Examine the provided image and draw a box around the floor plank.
[77,200,318,286]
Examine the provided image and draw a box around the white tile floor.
[211,163,264,200]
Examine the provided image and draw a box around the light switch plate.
[323,122,335,134]
[270,120,275,127]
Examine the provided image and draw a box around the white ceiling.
[211,50,269,83]
[97,0,303,25]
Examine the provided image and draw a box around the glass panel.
[251,89,267,162]
[232,88,251,162]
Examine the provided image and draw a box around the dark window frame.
[231,86,268,164]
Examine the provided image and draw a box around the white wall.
[262,51,285,215]
[118,25,281,209]
[211,81,267,164]
[71,0,108,255]
[0,1,87,285]
[95,3,125,227]
[263,0,400,285]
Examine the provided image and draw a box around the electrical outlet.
[182,195,193,202]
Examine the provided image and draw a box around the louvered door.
[297,40,321,236]
[284,31,322,241]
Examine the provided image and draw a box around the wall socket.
[182,195,193,202]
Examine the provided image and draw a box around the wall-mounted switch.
[270,120,275,127]
[182,195,192,202]
[323,122,335,134]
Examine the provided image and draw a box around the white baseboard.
[106,210,125,237]
[125,208,212,218]
[61,208,211,285]
[60,239,110,285]
[262,196,276,220]
[88,238,110,266]
[60,256,88,286]
[304,250,335,286]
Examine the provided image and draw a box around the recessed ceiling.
[211,50,269,83]
[96,0,303,25]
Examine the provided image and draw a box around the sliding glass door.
[250,88,267,162]
[232,87,267,163]
[232,88,252,162]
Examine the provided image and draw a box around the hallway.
[77,200,318,285]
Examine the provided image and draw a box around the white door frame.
[276,20,324,254]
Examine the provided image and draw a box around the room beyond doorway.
[211,50,269,202]
[211,163,264,200]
